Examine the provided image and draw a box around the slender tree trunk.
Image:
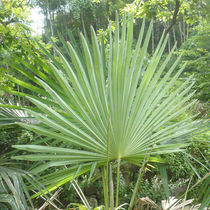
[63,8,68,39]
[168,30,171,52]
[47,0,53,36]
[183,18,185,42]
[152,19,154,54]
[43,8,50,37]
[59,1,68,39]
[163,0,180,39]
[179,21,183,44]
[52,11,54,23]
[157,21,160,47]
[173,26,176,46]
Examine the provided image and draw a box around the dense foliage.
[0,0,209,209]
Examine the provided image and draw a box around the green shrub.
[0,126,34,155]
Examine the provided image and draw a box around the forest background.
[0,0,209,209]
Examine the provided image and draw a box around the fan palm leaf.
[0,97,30,126]
[5,15,198,193]
[0,160,50,209]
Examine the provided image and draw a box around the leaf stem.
[128,159,148,210]
[115,157,121,207]
[109,164,114,210]
[104,107,111,210]
[102,166,108,210]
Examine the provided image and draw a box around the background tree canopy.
[0,0,209,209]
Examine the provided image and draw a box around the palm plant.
[0,160,43,210]
[0,97,29,126]
[0,159,63,210]
[3,14,199,209]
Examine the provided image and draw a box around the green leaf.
[7,14,199,193]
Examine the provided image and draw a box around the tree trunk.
[47,0,53,36]
[179,21,183,44]
[152,19,154,54]
[183,18,185,42]
[43,8,50,37]
[173,26,176,47]
[168,31,171,52]
[163,0,180,39]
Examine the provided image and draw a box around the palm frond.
[0,159,62,209]
[6,15,199,192]
[0,160,38,209]
[0,97,36,126]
